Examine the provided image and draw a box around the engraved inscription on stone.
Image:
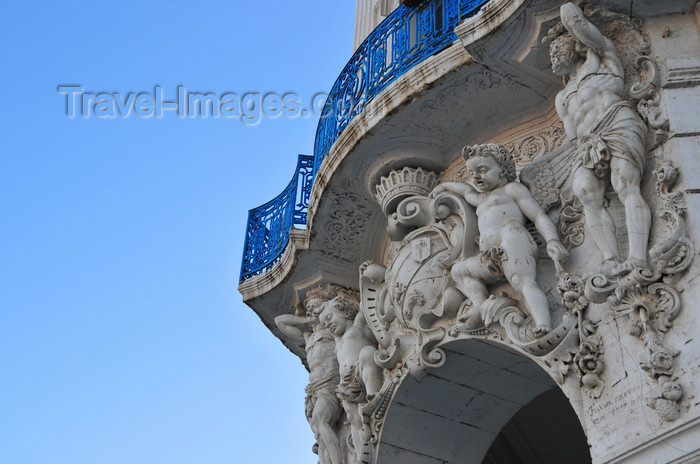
[584,385,642,425]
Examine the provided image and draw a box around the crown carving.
[375,167,438,215]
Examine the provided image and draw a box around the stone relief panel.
[503,122,568,168]
[419,67,526,115]
[317,182,376,265]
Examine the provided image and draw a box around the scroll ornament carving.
[605,161,690,422]
[504,124,568,168]
[551,274,605,399]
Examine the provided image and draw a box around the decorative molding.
[663,57,700,89]
[454,0,527,48]
[238,228,309,302]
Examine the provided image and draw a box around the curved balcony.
[239,155,313,281]
[239,0,492,283]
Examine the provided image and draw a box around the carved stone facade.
[244,1,700,463]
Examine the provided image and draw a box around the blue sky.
[0,2,356,463]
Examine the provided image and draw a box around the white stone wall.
[353,0,401,50]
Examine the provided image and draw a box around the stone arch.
[376,339,590,463]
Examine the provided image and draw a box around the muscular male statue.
[316,292,383,463]
[550,2,651,276]
[275,286,344,464]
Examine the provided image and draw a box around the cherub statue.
[549,2,650,276]
[316,291,383,462]
[275,285,344,464]
[430,143,568,335]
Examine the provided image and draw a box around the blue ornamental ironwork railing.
[239,155,314,281]
[312,0,491,174]
[240,0,491,283]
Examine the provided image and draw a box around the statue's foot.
[456,299,473,322]
[600,258,621,277]
[360,390,386,419]
[458,314,485,330]
[612,258,647,277]
[533,324,551,337]
[362,379,393,418]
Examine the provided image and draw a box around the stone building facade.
[239,1,700,462]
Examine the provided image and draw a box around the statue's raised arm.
[560,2,616,62]
[429,180,477,204]
[275,313,311,346]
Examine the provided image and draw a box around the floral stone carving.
[319,185,376,265]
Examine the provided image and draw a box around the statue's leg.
[451,256,489,319]
[500,230,551,334]
[311,396,343,464]
[359,345,382,398]
[573,165,619,273]
[305,394,322,457]
[610,156,650,272]
[342,400,364,462]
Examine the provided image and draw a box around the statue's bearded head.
[304,297,326,321]
[303,284,343,321]
[549,34,579,76]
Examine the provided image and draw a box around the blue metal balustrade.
[240,0,491,283]
[312,0,490,174]
[240,155,314,281]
